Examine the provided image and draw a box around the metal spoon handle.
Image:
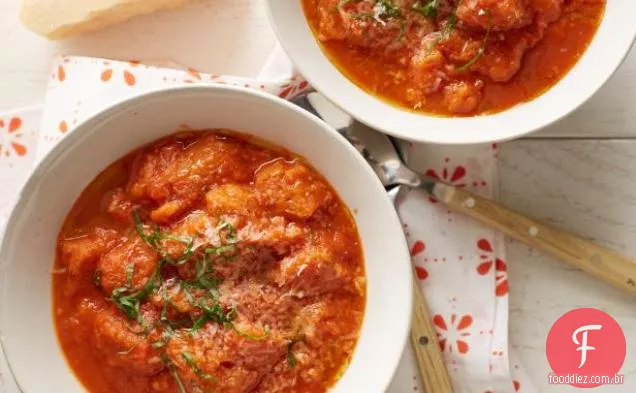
[435,183,636,295]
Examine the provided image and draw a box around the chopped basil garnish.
[107,209,254,383]
[116,336,144,356]
[233,324,270,341]
[287,339,299,368]
[110,262,162,324]
[338,0,362,8]
[456,11,492,72]
[375,0,402,20]
[167,360,187,393]
[124,263,135,287]
[182,351,216,382]
[412,0,439,18]
[422,0,462,55]
[133,209,196,266]
[217,220,238,244]
[151,340,166,349]
[443,0,461,39]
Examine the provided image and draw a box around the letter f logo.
[572,324,603,368]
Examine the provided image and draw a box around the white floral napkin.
[0,45,535,393]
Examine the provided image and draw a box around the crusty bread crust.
[20,0,196,39]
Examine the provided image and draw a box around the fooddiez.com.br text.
[548,373,624,385]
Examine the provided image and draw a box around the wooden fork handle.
[410,272,454,393]
[435,184,636,295]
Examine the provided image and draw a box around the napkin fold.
[0,47,535,393]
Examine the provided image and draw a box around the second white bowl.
[266,0,636,144]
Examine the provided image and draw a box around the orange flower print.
[410,240,428,279]
[476,239,509,297]
[433,313,473,355]
[59,120,68,133]
[124,70,136,86]
[101,69,113,81]
[0,117,28,157]
[278,75,310,99]
[513,380,521,391]
[182,68,205,84]
[187,68,202,80]
[58,65,66,82]
[101,67,136,86]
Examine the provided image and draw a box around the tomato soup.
[303,0,605,116]
[53,130,366,393]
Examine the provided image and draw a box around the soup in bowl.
[266,0,636,143]
[0,85,412,393]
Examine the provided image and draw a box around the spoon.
[292,92,636,296]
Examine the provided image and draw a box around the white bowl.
[0,85,412,393]
[266,1,636,144]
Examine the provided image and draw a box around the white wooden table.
[1,0,635,391]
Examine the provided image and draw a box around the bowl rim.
[0,83,413,393]
[265,0,636,145]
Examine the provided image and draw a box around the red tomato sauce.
[303,0,605,116]
[53,130,366,393]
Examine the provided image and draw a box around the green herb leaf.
[162,326,175,341]
[375,0,402,20]
[151,340,166,349]
[160,285,172,323]
[199,301,234,325]
[194,255,209,279]
[456,10,492,72]
[117,336,145,356]
[217,220,238,244]
[188,254,221,290]
[421,0,462,56]
[188,297,235,335]
[133,209,196,266]
[181,283,195,304]
[287,340,299,368]
[443,3,459,39]
[168,362,188,393]
[182,352,217,382]
[161,234,196,266]
[110,260,163,323]
[205,244,237,255]
[191,276,220,291]
[232,324,270,341]
[208,287,220,300]
[350,13,374,20]
[190,315,208,334]
[125,263,135,287]
[127,210,243,338]
[205,244,238,263]
[338,0,362,8]
[412,0,439,18]
[133,210,161,249]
